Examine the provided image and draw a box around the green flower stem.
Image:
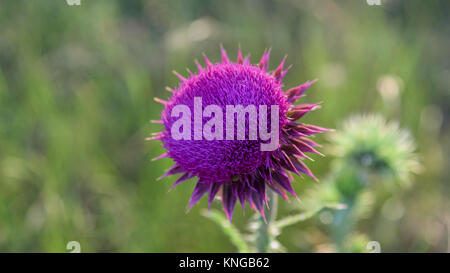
[330,165,368,252]
[255,189,278,253]
[276,203,345,230]
[331,196,356,252]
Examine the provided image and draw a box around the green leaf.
[202,209,251,253]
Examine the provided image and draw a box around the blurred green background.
[0,0,448,252]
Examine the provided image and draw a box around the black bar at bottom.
[0,253,446,272]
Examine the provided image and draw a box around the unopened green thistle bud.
[328,114,420,192]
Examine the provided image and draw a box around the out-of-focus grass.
[0,0,448,252]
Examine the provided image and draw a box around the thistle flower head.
[329,114,419,186]
[151,46,328,220]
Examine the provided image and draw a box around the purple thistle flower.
[151,46,329,221]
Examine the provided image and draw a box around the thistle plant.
[323,114,420,251]
[150,46,330,252]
